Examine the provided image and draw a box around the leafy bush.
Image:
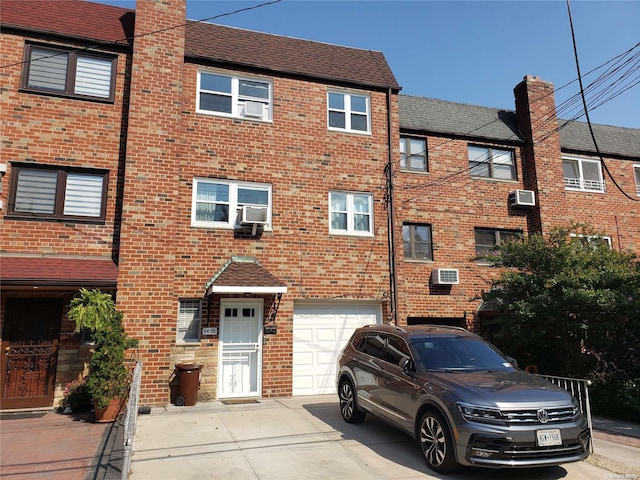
[60,378,92,411]
[590,376,640,423]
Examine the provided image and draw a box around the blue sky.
[96,0,640,129]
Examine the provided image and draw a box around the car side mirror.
[401,358,415,377]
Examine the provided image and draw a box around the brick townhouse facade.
[394,76,640,331]
[1,0,638,410]
[0,0,400,408]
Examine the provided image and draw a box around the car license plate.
[537,428,562,446]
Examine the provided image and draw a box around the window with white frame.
[403,223,433,261]
[191,178,271,229]
[562,156,605,192]
[328,91,370,133]
[400,137,428,172]
[329,191,373,235]
[570,233,612,249]
[177,299,201,343]
[468,145,516,180]
[21,44,116,101]
[8,163,108,221]
[634,165,640,196]
[197,71,272,121]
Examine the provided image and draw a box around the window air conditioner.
[431,268,459,285]
[241,205,269,225]
[244,101,266,118]
[509,189,536,207]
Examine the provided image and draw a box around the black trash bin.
[174,363,202,406]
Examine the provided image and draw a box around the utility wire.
[0,0,283,69]
[565,0,639,201]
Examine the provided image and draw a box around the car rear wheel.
[338,378,366,424]
[419,411,459,474]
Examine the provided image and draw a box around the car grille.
[503,406,576,424]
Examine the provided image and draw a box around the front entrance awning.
[205,256,287,296]
[0,255,118,288]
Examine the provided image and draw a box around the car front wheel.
[338,378,365,424]
[419,411,458,474]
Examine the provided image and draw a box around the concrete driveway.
[129,395,618,480]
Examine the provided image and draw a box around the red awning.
[1,256,118,288]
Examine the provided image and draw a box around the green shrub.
[590,376,640,422]
[60,378,92,411]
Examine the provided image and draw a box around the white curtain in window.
[63,173,103,217]
[74,56,112,98]
[15,169,57,214]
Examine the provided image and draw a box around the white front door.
[218,299,263,398]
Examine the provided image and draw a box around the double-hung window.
[475,228,522,257]
[562,156,605,192]
[570,234,612,249]
[21,44,116,101]
[8,163,108,221]
[468,145,516,180]
[329,191,373,236]
[197,71,272,121]
[177,299,201,343]
[403,223,433,261]
[400,137,428,172]
[328,91,370,133]
[634,165,640,196]
[191,178,271,229]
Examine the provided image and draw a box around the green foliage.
[60,378,92,411]
[479,224,640,402]
[67,289,138,409]
[67,288,117,332]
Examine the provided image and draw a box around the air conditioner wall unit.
[431,268,459,285]
[244,101,266,118]
[509,189,536,207]
[241,205,269,225]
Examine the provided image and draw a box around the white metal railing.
[538,374,594,453]
[564,177,605,192]
[122,361,142,480]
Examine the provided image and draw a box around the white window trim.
[570,233,613,249]
[196,70,272,122]
[177,299,202,344]
[191,177,272,230]
[327,90,371,134]
[634,164,640,196]
[329,190,374,237]
[563,155,606,193]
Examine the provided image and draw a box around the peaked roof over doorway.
[205,257,287,295]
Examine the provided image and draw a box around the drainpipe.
[386,86,399,325]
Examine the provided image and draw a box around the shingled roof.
[400,94,640,159]
[205,257,287,295]
[1,0,400,91]
[1,256,118,287]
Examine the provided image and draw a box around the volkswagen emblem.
[537,408,549,424]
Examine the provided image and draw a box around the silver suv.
[336,324,591,474]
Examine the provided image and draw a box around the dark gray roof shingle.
[400,94,640,158]
[399,95,523,143]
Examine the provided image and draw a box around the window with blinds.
[178,300,202,343]
[8,164,108,221]
[22,44,116,101]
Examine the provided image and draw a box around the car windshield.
[411,335,514,372]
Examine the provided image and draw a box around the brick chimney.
[514,75,567,234]
[118,0,187,405]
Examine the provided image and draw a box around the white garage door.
[292,302,382,396]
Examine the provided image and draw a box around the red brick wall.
[0,33,127,258]
[116,0,395,404]
[393,134,529,328]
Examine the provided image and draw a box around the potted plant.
[67,288,138,422]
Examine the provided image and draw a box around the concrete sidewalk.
[128,396,640,480]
